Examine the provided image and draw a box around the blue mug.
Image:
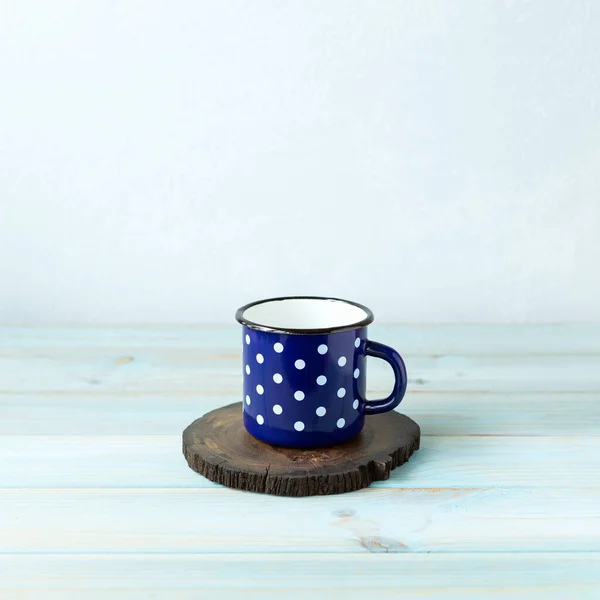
[236,296,408,448]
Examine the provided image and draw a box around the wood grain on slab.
[0,325,599,596]
[182,403,420,496]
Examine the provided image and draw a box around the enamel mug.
[235,296,408,448]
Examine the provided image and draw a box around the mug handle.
[361,340,408,415]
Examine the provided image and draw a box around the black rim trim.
[235,296,374,335]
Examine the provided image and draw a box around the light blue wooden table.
[1,325,600,598]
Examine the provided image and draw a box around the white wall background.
[1,0,599,323]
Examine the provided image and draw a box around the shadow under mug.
[236,296,408,448]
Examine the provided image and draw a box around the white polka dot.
[273,373,283,384]
[256,384,264,395]
[246,395,251,405]
[256,414,264,425]
[317,344,328,355]
[355,338,361,348]
[337,418,346,428]
[294,421,305,431]
[353,399,359,410]
[294,390,305,401]
[316,406,326,417]
[316,375,327,386]
[256,353,264,364]
[274,342,284,353]
[245,365,251,375]
[337,388,346,398]
[295,359,305,370]
[338,356,347,367]
[273,404,283,415]
[245,334,250,345]
[354,368,360,378]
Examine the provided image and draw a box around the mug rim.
[235,295,374,335]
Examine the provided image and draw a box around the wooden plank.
[1,554,599,599]
[1,349,599,393]
[1,391,598,436]
[1,435,599,489]
[1,487,599,554]
[3,324,600,355]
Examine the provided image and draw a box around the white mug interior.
[241,297,369,330]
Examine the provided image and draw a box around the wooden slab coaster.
[182,402,420,497]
